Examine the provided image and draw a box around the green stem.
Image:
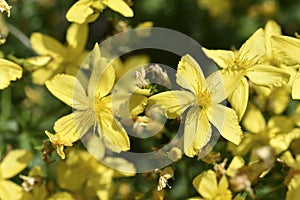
[6,23,32,51]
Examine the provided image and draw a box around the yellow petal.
[206,70,243,103]
[192,170,218,199]
[177,54,206,95]
[238,28,265,64]
[268,88,290,114]
[104,0,134,17]
[227,132,256,156]
[292,69,300,99]
[66,23,88,51]
[0,180,24,200]
[184,108,211,157]
[66,0,94,24]
[136,21,154,28]
[84,133,105,160]
[242,103,266,134]
[55,157,89,191]
[48,192,75,200]
[218,175,230,191]
[202,48,234,69]
[228,77,249,120]
[149,90,195,119]
[31,62,61,85]
[0,58,22,89]
[270,129,300,154]
[54,114,80,143]
[95,63,115,98]
[280,151,300,170]
[99,110,130,152]
[208,104,243,145]
[46,74,88,109]
[267,115,294,133]
[264,20,281,57]
[74,109,97,137]
[87,44,115,98]
[56,145,67,159]
[25,55,52,68]
[271,35,300,66]
[128,93,148,117]
[30,32,66,57]
[113,54,150,80]
[287,174,300,200]
[104,157,136,176]
[0,150,32,179]
[226,156,245,177]
[246,64,290,88]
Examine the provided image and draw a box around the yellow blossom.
[0,58,22,90]
[271,34,300,99]
[0,150,32,200]
[55,148,135,200]
[280,151,300,200]
[66,0,133,24]
[197,0,232,21]
[149,54,243,157]
[286,174,300,200]
[189,170,232,200]
[204,28,290,119]
[45,44,130,156]
[228,103,300,156]
[29,23,88,84]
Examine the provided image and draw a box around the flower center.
[94,93,104,120]
[224,51,256,73]
[197,89,211,109]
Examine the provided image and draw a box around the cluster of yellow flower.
[0,0,300,199]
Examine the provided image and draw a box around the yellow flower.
[55,148,135,200]
[0,0,11,17]
[0,150,32,200]
[280,151,300,200]
[197,0,232,21]
[228,103,300,156]
[189,157,246,200]
[45,44,130,157]
[286,174,300,200]
[149,54,243,157]
[204,28,290,119]
[29,23,88,85]
[189,170,232,200]
[0,58,22,90]
[271,34,300,99]
[66,0,134,24]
